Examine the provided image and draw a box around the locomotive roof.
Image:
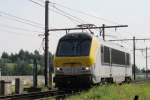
[60,32,92,40]
[98,38,130,53]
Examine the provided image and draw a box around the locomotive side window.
[104,46,110,64]
[102,46,130,66]
[111,49,125,65]
[101,46,104,63]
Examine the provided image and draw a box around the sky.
[0,0,150,69]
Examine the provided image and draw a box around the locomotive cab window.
[79,40,91,56]
[56,39,91,56]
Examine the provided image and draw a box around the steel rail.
[131,78,150,84]
[0,89,81,100]
[0,90,64,100]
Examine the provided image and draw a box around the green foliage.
[1,52,9,59]
[13,60,32,75]
[132,64,141,73]
[0,49,53,76]
[67,83,150,100]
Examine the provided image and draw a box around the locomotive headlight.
[56,67,62,71]
[85,67,89,70]
[56,67,60,70]
[85,67,90,70]
[82,67,90,70]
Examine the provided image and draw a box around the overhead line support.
[108,38,150,41]
[102,24,105,40]
[136,47,150,79]
[49,24,128,40]
[49,25,128,31]
[133,37,136,80]
[146,47,148,78]
[44,0,49,87]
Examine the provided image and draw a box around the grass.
[66,83,150,100]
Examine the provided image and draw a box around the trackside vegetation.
[0,50,53,75]
[66,83,150,100]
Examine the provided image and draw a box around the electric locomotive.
[53,32,132,88]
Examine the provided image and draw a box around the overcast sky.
[0,0,150,69]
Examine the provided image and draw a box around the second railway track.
[131,78,150,84]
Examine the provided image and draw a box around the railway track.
[0,78,149,100]
[0,89,81,100]
[0,90,62,100]
[131,78,150,84]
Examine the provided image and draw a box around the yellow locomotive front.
[53,32,99,88]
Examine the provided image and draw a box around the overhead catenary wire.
[31,0,45,3]
[34,0,90,24]
[49,1,120,25]
[49,8,82,25]
[0,28,39,37]
[49,1,131,40]
[28,0,85,25]
[0,10,44,27]
[0,23,43,33]
[51,1,131,40]
[28,0,45,7]
[0,13,44,29]
[50,4,90,24]
[108,38,150,41]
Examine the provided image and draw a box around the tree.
[1,52,9,59]
[132,64,141,73]
[14,59,32,75]
[18,49,26,60]
[141,68,145,73]
[0,49,53,75]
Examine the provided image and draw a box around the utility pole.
[102,24,105,40]
[133,36,136,80]
[146,47,148,78]
[33,59,37,88]
[134,47,150,79]
[44,0,49,87]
